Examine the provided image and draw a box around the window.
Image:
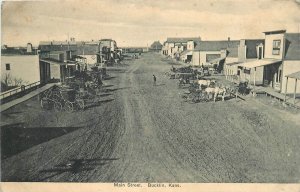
[6,63,10,70]
[272,40,281,55]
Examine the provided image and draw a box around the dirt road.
[1,53,300,182]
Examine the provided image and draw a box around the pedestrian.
[153,75,156,86]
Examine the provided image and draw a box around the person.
[153,75,156,86]
[97,75,103,87]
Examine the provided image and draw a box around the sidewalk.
[0,83,57,113]
[215,76,300,108]
[251,86,300,108]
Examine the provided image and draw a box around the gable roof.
[284,33,300,60]
[166,37,201,43]
[150,41,163,49]
[194,40,239,51]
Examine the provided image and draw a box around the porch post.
[284,77,288,102]
[254,67,256,87]
[249,69,252,85]
[294,78,298,104]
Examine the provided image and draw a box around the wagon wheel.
[40,97,48,109]
[54,102,62,112]
[76,99,85,110]
[64,101,74,113]
[193,93,201,103]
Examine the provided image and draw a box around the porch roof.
[238,58,282,69]
[209,57,226,64]
[225,62,241,66]
[180,50,193,56]
[286,71,300,80]
[40,59,76,67]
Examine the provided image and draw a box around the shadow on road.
[38,158,119,181]
[155,83,165,87]
[1,124,84,159]
[1,111,23,117]
[104,87,131,93]
[99,93,112,97]
[102,84,114,88]
[84,99,114,110]
[104,76,116,80]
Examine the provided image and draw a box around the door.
[274,69,282,91]
[258,47,263,59]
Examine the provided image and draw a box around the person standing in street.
[153,75,156,86]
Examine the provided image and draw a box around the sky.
[1,0,300,47]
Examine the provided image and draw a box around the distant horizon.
[2,0,300,47]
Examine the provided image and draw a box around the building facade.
[192,40,239,66]
[161,37,201,59]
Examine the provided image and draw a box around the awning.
[40,59,65,66]
[238,58,281,69]
[209,57,225,64]
[74,55,86,59]
[286,71,300,80]
[180,50,193,56]
[66,63,76,66]
[225,62,241,66]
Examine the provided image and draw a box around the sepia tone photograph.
[0,0,300,191]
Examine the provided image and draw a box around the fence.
[0,81,41,104]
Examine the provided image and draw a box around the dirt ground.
[1,52,300,183]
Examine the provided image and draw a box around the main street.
[1,52,300,182]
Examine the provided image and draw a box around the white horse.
[198,79,216,87]
[204,86,227,102]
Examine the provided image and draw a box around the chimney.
[227,37,231,47]
[26,43,33,53]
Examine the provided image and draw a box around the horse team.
[196,79,228,102]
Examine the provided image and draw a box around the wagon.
[236,81,251,95]
[75,86,102,109]
[40,86,85,112]
[181,84,208,103]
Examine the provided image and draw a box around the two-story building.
[99,39,120,64]
[236,30,300,93]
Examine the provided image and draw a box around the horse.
[198,79,216,89]
[204,86,227,102]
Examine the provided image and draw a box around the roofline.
[240,39,265,41]
[198,40,240,42]
[263,30,286,34]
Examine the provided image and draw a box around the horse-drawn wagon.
[40,85,85,112]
